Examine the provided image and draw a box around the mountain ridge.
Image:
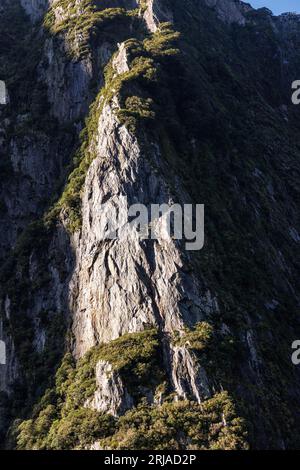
[0,0,300,450]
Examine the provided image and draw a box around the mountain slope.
[0,0,300,449]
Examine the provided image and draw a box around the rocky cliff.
[0,0,300,450]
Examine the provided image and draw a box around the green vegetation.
[17,399,115,450]
[46,21,180,232]
[2,0,300,451]
[0,1,58,134]
[0,2,182,448]
[16,330,247,450]
[43,2,139,59]
[100,392,248,450]
[118,96,155,132]
[174,322,214,351]
[60,328,165,408]
[15,329,164,449]
[154,0,300,447]
[0,220,66,395]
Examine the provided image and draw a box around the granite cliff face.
[0,0,300,450]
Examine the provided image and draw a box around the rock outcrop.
[203,0,252,25]
[1,0,300,451]
[85,360,134,416]
[20,0,49,21]
[143,0,173,32]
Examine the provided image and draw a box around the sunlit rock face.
[143,0,174,32]
[0,0,300,451]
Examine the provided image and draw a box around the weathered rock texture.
[1,0,300,451]
[85,360,134,416]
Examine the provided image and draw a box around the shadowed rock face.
[204,0,246,24]
[20,0,49,21]
[0,0,300,450]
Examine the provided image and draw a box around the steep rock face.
[85,360,134,416]
[0,129,73,257]
[143,0,173,32]
[40,39,93,122]
[1,0,300,451]
[69,52,213,402]
[0,0,77,259]
[273,13,300,94]
[203,0,251,25]
[0,0,219,445]
[20,0,49,21]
